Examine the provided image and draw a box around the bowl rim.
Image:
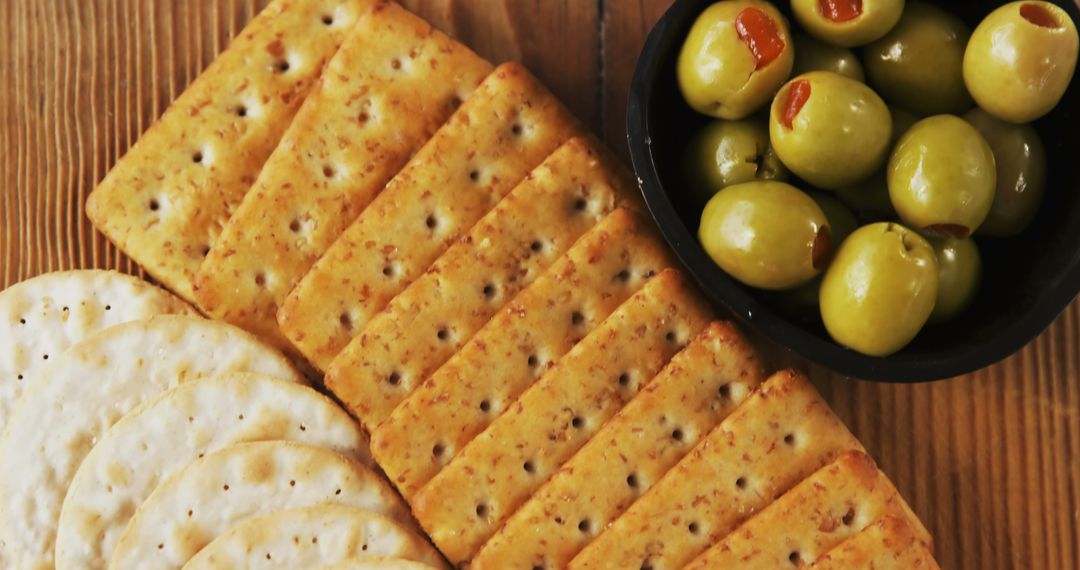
[626,0,1080,382]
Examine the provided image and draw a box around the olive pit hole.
[1021,3,1062,28]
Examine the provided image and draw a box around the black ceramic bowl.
[628,0,1080,382]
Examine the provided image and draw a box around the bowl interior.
[630,0,1080,381]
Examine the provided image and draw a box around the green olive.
[791,0,905,47]
[792,33,865,81]
[770,71,892,190]
[964,108,1048,237]
[773,192,858,313]
[678,1,795,119]
[835,171,896,221]
[964,1,1079,123]
[820,222,938,356]
[699,181,831,290]
[888,115,996,238]
[864,2,974,115]
[928,236,981,324]
[683,119,788,202]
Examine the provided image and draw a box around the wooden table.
[1,1,1077,568]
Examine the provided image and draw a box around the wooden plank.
[0,2,1078,569]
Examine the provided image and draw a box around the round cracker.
[110,442,412,570]
[0,315,301,570]
[184,505,445,570]
[0,270,192,431]
[56,374,370,570]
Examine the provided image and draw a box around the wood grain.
[1,1,1077,569]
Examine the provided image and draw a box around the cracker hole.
[426,214,438,230]
[238,414,245,420]
[665,331,678,344]
[532,566,545,570]
[718,384,732,399]
[672,428,685,441]
[736,476,748,490]
[437,327,450,341]
[450,95,463,109]
[339,312,353,331]
[789,551,802,565]
[571,311,585,326]
[148,199,160,211]
[201,245,211,257]
[475,503,489,517]
[158,544,164,550]
[571,416,585,429]
[527,354,540,369]
[432,443,445,457]
[358,111,370,124]
[361,543,368,550]
[511,123,523,136]
[254,273,266,287]
[615,269,631,283]
[321,14,334,25]
[578,519,591,533]
[289,480,296,487]
[688,521,700,534]
[641,562,654,570]
[105,304,112,311]
[523,460,535,473]
[17,374,23,381]
[192,151,203,164]
[223,484,229,491]
[42,354,49,361]
[335,488,342,495]
[235,105,247,117]
[275,59,290,73]
[387,371,401,386]
[299,423,307,431]
[322,164,336,179]
[530,240,544,253]
[391,58,402,70]
[187,509,193,517]
[479,399,491,413]
[312,537,318,544]
[469,169,481,182]
[784,433,796,446]
[618,372,631,387]
[627,473,639,488]
[573,198,588,211]
[266,553,271,560]
[383,265,396,278]
[842,507,856,526]
[18,318,26,325]
[289,219,302,233]
[482,283,496,299]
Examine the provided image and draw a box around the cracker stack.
[59,1,942,568]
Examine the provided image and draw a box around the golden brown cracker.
[370,208,674,499]
[86,0,367,303]
[471,321,766,570]
[568,370,865,570]
[278,62,584,369]
[193,1,492,348]
[325,137,637,431]
[412,269,712,563]
[684,452,932,569]
[810,516,940,569]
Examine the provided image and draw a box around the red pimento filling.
[1020,3,1060,28]
[782,80,811,129]
[735,7,786,70]
[819,0,863,22]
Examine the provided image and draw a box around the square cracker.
[325,137,639,431]
[568,370,865,570]
[811,516,940,569]
[471,321,766,570]
[369,208,675,499]
[684,452,933,569]
[277,62,585,369]
[193,1,492,348]
[85,0,367,303]
[412,269,714,564]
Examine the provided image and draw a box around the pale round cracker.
[110,442,412,570]
[0,270,192,431]
[183,505,445,570]
[0,315,301,570]
[317,560,439,570]
[56,374,370,570]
